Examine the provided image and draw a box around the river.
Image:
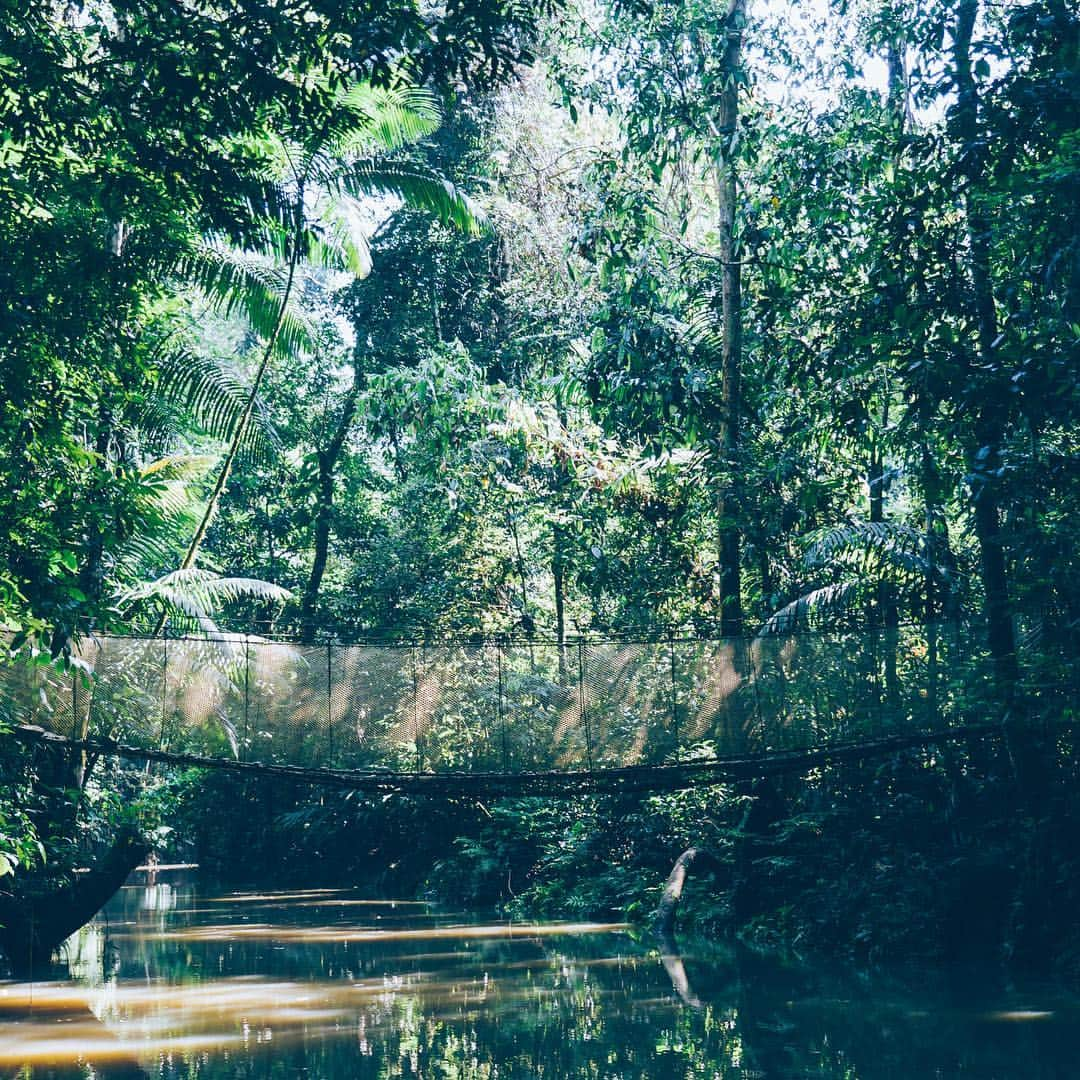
[1,869,1077,1077]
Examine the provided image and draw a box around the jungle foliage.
[1,0,1078,968]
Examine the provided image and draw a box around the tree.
[168,82,486,589]
[0,0,551,648]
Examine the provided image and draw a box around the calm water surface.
[1,870,1078,1078]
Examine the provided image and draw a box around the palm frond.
[175,242,312,358]
[681,295,724,356]
[804,520,929,576]
[155,350,280,460]
[140,454,220,482]
[234,178,297,259]
[325,84,442,157]
[339,162,489,236]
[113,521,193,581]
[119,569,291,632]
[110,457,219,579]
[296,201,371,277]
[759,581,859,636]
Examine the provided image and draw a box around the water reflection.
[2,873,1079,1078]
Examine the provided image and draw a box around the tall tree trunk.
[552,431,569,681]
[920,406,944,725]
[715,0,745,638]
[757,531,773,608]
[265,494,277,578]
[78,404,113,615]
[952,0,1018,689]
[878,33,911,702]
[507,513,532,635]
[298,365,363,642]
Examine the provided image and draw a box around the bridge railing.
[1,622,1076,775]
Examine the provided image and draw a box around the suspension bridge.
[2,622,1074,795]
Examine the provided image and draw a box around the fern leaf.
[174,242,312,358]
[804,520,930,577]
[126,568,291,609]
[303,195,372,277]
[324,84,442,158]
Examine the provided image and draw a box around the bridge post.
[71,667,79,741]
[326,641,333,768]
[669,633,680,763]
[242,637,250,762]
[579,640,593,772]
[413,645,423,774]
[158,633,169,751]
[497,642,508,772]
[747,634,764,747]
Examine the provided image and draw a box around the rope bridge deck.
[2,624,1075,794]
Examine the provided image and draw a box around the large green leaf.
[119,568,292,632]
[759,582,859,636]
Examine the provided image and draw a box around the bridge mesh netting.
[1,623,1076,778]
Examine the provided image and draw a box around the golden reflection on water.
[114,920,629,944]
[2,876,1076,1079]
[171,904,443,918]
[292,899,433,908]
[0,903,632,1070]
[0,1029,245,1064]
[202,889,359,902]
[0,961,623,1068]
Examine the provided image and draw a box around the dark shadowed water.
[2,869,1078,1078]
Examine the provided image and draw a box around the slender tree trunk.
[757,531,773,609]
[921,417,943,725]
[78,405,113,616]
[265,495,276,578]
[867,433,885,706]
[386,421,409,482]
[952,0,1018,689]
[161,196,304,631]
[298,365,362,642]
[507,513,532,639]
[152,213,302,637]
[552,432,569,679]
[715,0,745,639]
[876,32,910,705]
